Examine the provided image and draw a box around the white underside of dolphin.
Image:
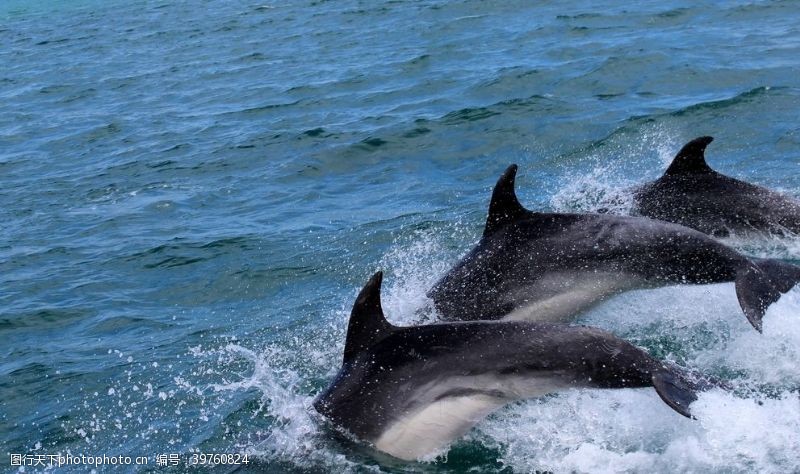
[502,271,641,322]
[374,375,569,460]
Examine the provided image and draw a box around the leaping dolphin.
[428,164,800,331]
[633,136,800,237]
[315,272,713,461]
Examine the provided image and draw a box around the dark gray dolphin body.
[315,272,712,461]
[634,136,800,237]
[428,164,800,331]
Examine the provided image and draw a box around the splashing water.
[549,163,639,215]
[477,388,800,474]
[196,344,372,472]
[720,231,800,261]
[378,229,468,325]
[550,125,682,215]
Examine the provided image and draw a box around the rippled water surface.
[2,0,800,472]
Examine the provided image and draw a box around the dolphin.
[633,136,800,237]
[428,164,800,332]
[314,272,713,461]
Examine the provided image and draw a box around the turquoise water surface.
[2,0,800,472]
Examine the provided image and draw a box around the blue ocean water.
[2,0,800,472]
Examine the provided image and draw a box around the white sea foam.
[477,388,800,474]
[583,284,800,387]
[703,286,800,387]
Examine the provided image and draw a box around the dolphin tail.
[735,259,800,332]
[651,367,718,418]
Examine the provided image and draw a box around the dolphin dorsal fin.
[664,136,714,176]
[484,164,526,236]
[343,271,395,364]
